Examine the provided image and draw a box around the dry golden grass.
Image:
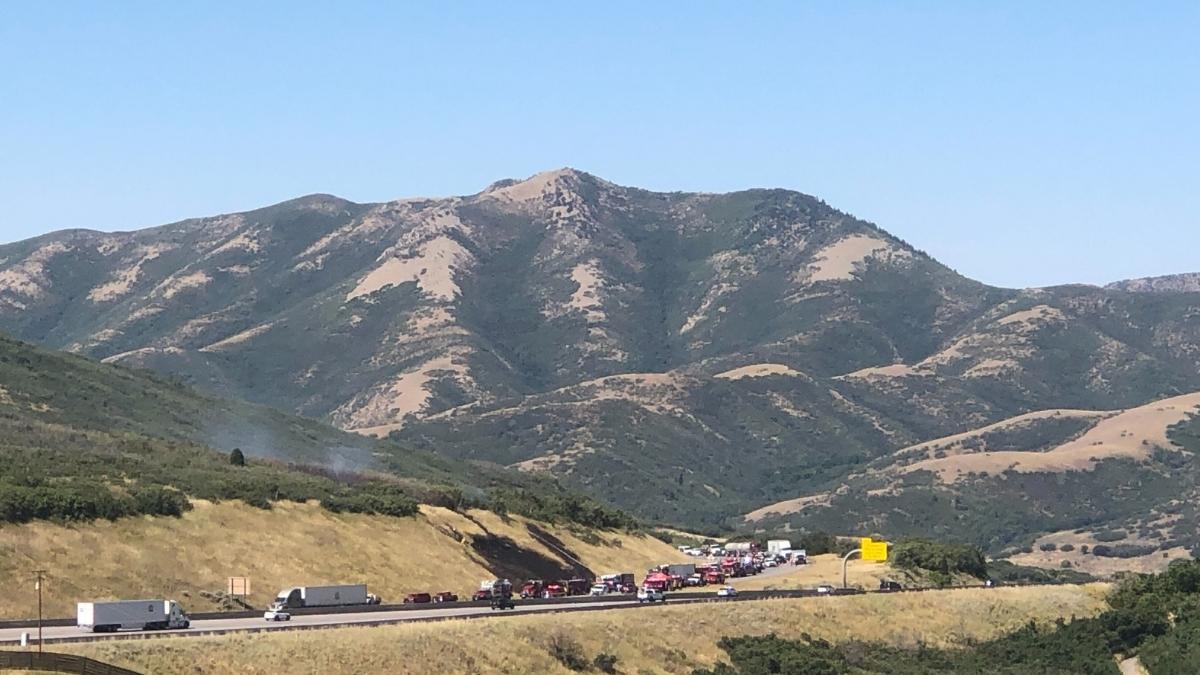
[56,584,1111,674]
[730,554,905,591]
[730,554,980,592]
[0,501,684,619]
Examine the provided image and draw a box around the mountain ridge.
[3,169,1200,539]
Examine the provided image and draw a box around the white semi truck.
[767,539,793,554]
[270,584,377,610]
[77,599,190,632]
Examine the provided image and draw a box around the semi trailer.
[270,584,378,610]
[77,600,190,633]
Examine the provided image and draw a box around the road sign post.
[226,571,250,605]
[227,577,251,604]
[843,539,889,589]
[33,570,45,653]
[841,549,861,589]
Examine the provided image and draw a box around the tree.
[229,448,245,467]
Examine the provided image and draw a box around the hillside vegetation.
[747,392,1200,559]
[53,585,1109,674]
[702,559,1200,674]
[0,331,638,532]
[4,169,1200,544]
[0,501,682,619]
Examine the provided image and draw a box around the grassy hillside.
[54,585,1109,674]
[0,501,684,619]
[6,170,1200,540]
[747,392,1200,560]
[0,331,641,534]
[0,331,448,472]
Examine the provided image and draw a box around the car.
[716,586,738,598]
[471,589,493,601]
[685,574,704,587]
[542,584,567,599]
[637,587,666,603]
[816,585,836,594]
[878,580,902,592]
[764,559,778,568]
[433,591,458,603]
[263,609,291,622]
[403,592,432,604]
[590,583,609,596]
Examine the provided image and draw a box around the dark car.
[433,591,458,603]
[879,580,903,592]
[403,592,432,604]
[472,589,493,601]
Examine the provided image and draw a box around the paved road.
[0,581,1056,647]
[0,597,667,646]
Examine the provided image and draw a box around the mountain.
[1107,273,1200,294]
[4,168,1200,540]
[746,389,1200,564]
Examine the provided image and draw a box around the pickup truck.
[637,587,666,604]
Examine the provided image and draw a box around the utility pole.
[33,569,46,652]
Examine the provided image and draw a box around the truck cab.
[273,587,303,610]
[521,580,544,599]
[166,601,190,629]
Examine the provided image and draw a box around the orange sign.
[227,577,251,596]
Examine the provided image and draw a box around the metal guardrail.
[0,650,142,674]
[0,580,1065,632]
[0,588,843,630]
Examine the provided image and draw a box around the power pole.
[33,569,46,652]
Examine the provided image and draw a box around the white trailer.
[77,600,190,633]
[272,584,370,609]
[767,539,793,554]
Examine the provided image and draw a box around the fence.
[0,651,142,675]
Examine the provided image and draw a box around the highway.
[0,597,677,646]
[0,582,1054,647]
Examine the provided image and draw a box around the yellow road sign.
[860,537,888,561]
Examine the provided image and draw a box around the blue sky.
[1,2,1196,288]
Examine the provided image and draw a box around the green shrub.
[892,539,987,579]
[1092,544,1156,559]
[131,486,192,517]
[592,652,619,674]
[545,633,589,671]
[322,483,420,518]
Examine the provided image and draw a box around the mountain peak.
[480,167,611,202]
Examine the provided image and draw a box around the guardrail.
[0,580,1072,634]
[0,650,142,674]
[0,588,853,630]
